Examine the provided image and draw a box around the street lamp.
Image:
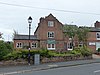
[28,16,32,65]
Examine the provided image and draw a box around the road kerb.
[0,61,100,75]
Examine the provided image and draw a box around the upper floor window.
[16,42,22,48]
[48,32,54,38]
[31,43,37,48]
[96,32,100,40]
[48,21,54,27]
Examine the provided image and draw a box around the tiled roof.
[13,35,38,40]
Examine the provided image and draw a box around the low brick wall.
[0,55,92,66]
[41,55,92,63]
[0,60,28,66]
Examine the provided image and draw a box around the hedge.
[2,46,92,61]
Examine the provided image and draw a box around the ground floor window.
[67,42,73,50]
[16,42,22,48]
[89,42,95,46]
[31,43,37,48]
[47,44,55,50]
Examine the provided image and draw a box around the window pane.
[31,43,37,48]
[68,42,73,49]
[19,44,21,47]
[48,21,54,27]
[48,32,54,38]
[48,44,51,48]
[52,44,55,48]
[96,32,100,40]
[16,43,22,48]
[97,33,100,38]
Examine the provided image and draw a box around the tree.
[63,24,78,49]
[63,24,78,38]
[0,32,3,39]
[77,26,90,46]
[63,25,90,49]
[13,30,18,39]
[0,40,13,60]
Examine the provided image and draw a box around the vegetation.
[2,46,92,61]
[63,24,78,38]
[0,40,13,60]
[77,27,90,46]
[0,28,92,61]
[0,32,3,39]
[63,24,78,49]
[63,25,90,49]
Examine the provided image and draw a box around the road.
[12,63,100,75]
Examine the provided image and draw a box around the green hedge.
[2,46,92,60]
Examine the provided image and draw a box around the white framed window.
[47,44,55,50]
[16,42,22,48]
[89,42,95,46]
[48,21,54,27]
[96,32,100,40]
[67,42,73,50]
[48,31,54,38]
[31,43,37,48]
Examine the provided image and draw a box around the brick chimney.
[95,21,100,28]
[40,17,44,23]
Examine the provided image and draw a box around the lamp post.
[28,16,32,65]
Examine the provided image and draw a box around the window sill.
[68,49,73,50]
[47,48,55,50]
[97,38,100,40]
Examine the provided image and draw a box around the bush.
[3,50,22,60]
[0,41,13,60]
[70,50,81,55]
[2,46,92,61]
[3,49,50,60]
[74,46,92,57]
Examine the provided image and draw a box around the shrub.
[3,50,22,60]
[0,41,13,60]
[3,46,92,61]
[77,46,92,57]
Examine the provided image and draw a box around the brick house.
[34,14,65,51]
[87,21,100,52]
[14,35,39,49]
[14,14,64,50]
[13,14,75,51]
[13,14,100,52]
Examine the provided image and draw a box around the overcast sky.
[0,0,100,41]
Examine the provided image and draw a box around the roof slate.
[13,35,38,40]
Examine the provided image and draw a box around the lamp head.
[28,16,32,23]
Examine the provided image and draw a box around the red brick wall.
[87,32,96,41]
[35,15,63,40]
[87,31,100,52]
[34,14,64,50]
